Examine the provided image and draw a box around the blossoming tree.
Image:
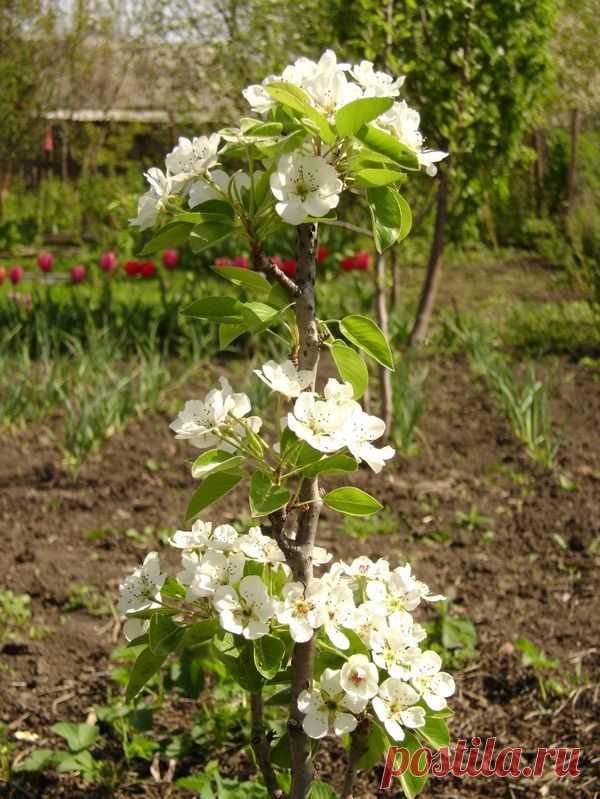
[122,50,453,798]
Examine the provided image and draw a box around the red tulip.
[140,260,156,278]
[232,255,249,269]
[70,265,86,283]
[124,260,140,277]
[340,256,357,272]
[354,250,370,270]
[100,251,118,272]
[214,257,232,268]
[317,245,328,264]
[0,266,5,285]
[162,249,178,269]
[8,265,24,284]
[37,251,54,272]
[281,258,297,277]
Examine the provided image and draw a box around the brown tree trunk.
[409,168,450,345]
[390,246,399,311]
[288,222,321,799]
[566,108,580,218]
[375,252,393,435]
[534,128,545,218]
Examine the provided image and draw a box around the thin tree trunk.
[566,108,580,218]
[534,128,545,219]
[409,168,450,345]
[250,692,284,799]
[390,247,399,311]
[375,252,393,435]
[287,222,321,799]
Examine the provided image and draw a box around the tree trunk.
[534,128,545,219]
[566,108,580,218]
[375,252,393,436]
[390,247,399,311]
[288,222,321,799]
[409,168,450,345]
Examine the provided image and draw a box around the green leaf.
[191,450,245,479]
[323,487,383,517]
[250,471,291,516]
[265,686,292,706]
[240,301,280,333]
[161,575,187,600]
[186,471,244,519]
[126,647,168,701]
[256,127,307,157]
[138,221,193,256]
[367,186,412,251]
[341,628,370,656]
[149,614,184,657]
[399,732,429,799]
[190,199,234,218]
[189,222,234,253]
[211,265,271,294]
[181,619,219,648]
[302,454,358,478]
[54,750,98,778]
[50,722,98,753]
[265,82,336,143]
[340,314,394,370]
[335,96,394,137]
[183,296,242,323]
[218,645,263,691]
[357,721,389,770]
[270,733,292,769]
[174,211,233,225]
[355,124,420,170]
[13,749,56,773]
[219,323,247,349]
[309,781,337,799]
[418,715,450,751]
[442,616,477,652]
[330,340,369,399]
[353,167,406,187]
[253,635,286,679]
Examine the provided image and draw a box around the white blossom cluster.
[119,533,454,742]
[169,361,395,473]
[130,50,447,228]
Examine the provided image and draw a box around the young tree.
[119,51,454,798]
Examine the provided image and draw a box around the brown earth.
[1,257,600,798]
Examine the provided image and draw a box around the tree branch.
[250,691,286,799]
[251,242,300,297]
[287,222,322,799]
[324,219,373,238]
[340,718,372,799]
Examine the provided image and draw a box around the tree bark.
[287,222,322,799]
[251,691,285,799]
[566,108,580,218]
[409,168,450,345]
[374,252,393,436]
[390,247,399,311]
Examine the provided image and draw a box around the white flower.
[411,650,455,710]
[340,654,379,701]
[275,581,325,643]
[185,550,245,599]
[375,100,448,176]
[345,556,391,588]
[323,378,355,404]
[371,612,423,679]
[239,526,286,564]
[213,575,274,640]
[169,519,213,550]
[298,667,367,739]
[165,134,221,180]
[118,552,165,614]
[350,601,389,651]
[367,564,444,613]
[316,583,356,650]
[242,76,279,114]
[169,377,260,451]
[130,168,182,229]
[270,153,343,225]
[254,360,313,399]
[303,69,362,120]
[343,405,395,473]
[287,392,347,453]
[372,679,425,741]
[351,60,405,97]
[123,617,149,642]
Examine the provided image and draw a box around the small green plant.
[515,637,560,704]
[454,504,492,533]
[342,507,398,539]
[0,590,31,641]
[391,359,428,457]
[424,603,478,669]
[14,722,114,786]
[65,584,112,617]
[177,760,269,797]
